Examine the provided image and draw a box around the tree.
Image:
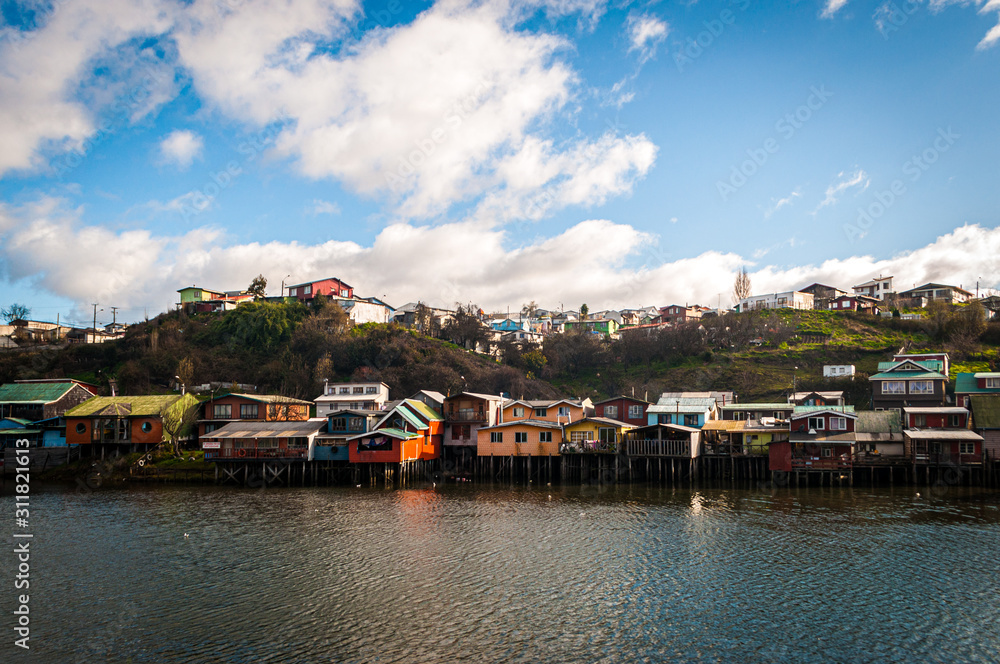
[442,304,489,349]
[160,393,199,457]
[521,300,539,319]
[580,303,589,320]
[176,357,195,389]
[248,274,268,300]
[732,267,752,305]
[1,303,30,323]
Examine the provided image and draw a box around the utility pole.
[110,306,119,326]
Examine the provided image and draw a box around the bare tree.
[732,267,752,306]
[2,303,30,323]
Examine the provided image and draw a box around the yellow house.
[562,417,636,452]
[501,399,589,424]
[477,420,563,456]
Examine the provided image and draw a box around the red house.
[287,277,353,301]
[770,408,857,472]
[592,396,651,427]
[197,393,312,442]
[902,406,982,465]
[348,399,443,463]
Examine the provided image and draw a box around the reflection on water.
[6,483,1000,663]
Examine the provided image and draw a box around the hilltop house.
[286,277,353,301]
[735,291,814,312]
[852,276,894,300]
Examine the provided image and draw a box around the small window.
[684,414,698,427]
[289,287,297,296]
[512,407,525,417]
[213,404,232,419]
[340,289,349,297]
[140,421,153,433]
[353,387,364,394]
[534,408,548,417]
[304,285,312,295]
[950,414,961,427]
[909,380,934,395]
[515,432,528,443]
[539,431,552,442]
[829,417,847,431]
[240,403,259,419]
[658,414,672,424]
[808,417,824,430]
[913,414,926,427]
[490,431,503,443]
[558,407,570,417]
[604,405,618,418]
[882,381,905,395]
[986,378,1000,389]
[366,386,377,394]
[822,448,832,458]
[959,442,975,454]
[339,387,350,394]
[628,405,643,419]
[570,431,593,442]
[75,422,86,434]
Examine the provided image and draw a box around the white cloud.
[763,189,802,218]
[978,0,1000,50]
[821,0,850,19]
[159,130,204,169]
[308,199,341,215]
[627,14,668,62]
[5,198,1000,319]
[814,169,870,212]
[0,0,175,176]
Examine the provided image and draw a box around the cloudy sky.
[1,0,999,326]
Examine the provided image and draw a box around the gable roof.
[445,392,504,403]
[207,393,313,406]
[564,417,637,429]
[791,407,857,420]
[856,410,902,434]
[956,373,1000,395]
[201,419,326,439]
[592,395,652,407]
[481,419,564,430]
[0,381,83,404]
[647,396,717,414]
[65,395,181,417]
[877,359,943,373]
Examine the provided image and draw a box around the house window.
[340,289,349,297]
[598,427,616,443]
[684,414,698,427]
[986,378,1000,389]
[950,414,961,427]
[808,417,824,430]
[75,422,86,434]
[882,381,905,395]
[822,448,832,458]
[204,422,220,434]
[733,411,746,421]
[959,442,975,454]
[535,408,548,417]
[658,414,672,424]
[558,407,570,417]
[490,431,503,443]
[909,381,934,395]
[304,285,312,295]
[353,387,364,394]
[454,425,470,440]
[331,417,347,430]
[366,386,377,394]
[213,404,232,419]
[913,414,926,427]
[515,432,528,443]
[240,404,259,419]
[829,417,847,431]
[773,411,785,419]
[571,431,593,442]
[339,387,350,394]
[539,431,552,443]
[629,405,643,419]
[604,405,618,418]
[513,407,525,417]
[140,421,153,433]
[289,287,297,296]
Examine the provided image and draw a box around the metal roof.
[201,420,325,439]
[856,411,902,434]
[0,381,80,404]
[869,370,947,381]
[346,427,419,441]
[904,429,982,441]
[208,393,313,406]
[481,419,564,430]
[702,420,748,432]
[564,417,636,429]
[788,432,856,443]
[720,403,791,411]
[648,397,716,414]
[969,395,1000,429]
[903,407,967,414]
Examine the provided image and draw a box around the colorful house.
[65,394,200,455]
[198,393,312,441]
[854,410,904,459]
[347,399,443,463]
[201,419,327,460]
[701,418,788,456]
[969,396,1000,463]
[719,403,793,421]
[562,417,636,452]
[0,379,98,422]
[770,407,858,472]
[592,396,650,427]
[312,409,383,461]
[444,392,504,469]
[789,391,845,407]
[501,399,590,424]
[563,318,620,336]
[955,372,1000,408]
[902,406,982,466]
[869,357,948,412]
[647,395,718,428]
[315,381,390,417]
[622,423,701,458]
[476,419,563,457]
[287,276,354,301]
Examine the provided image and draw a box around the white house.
[823,365,856,380]
[735,291,814,312]
[852,276,894,300]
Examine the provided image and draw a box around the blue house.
[646,395,718,429]
[311,409,382,461]
[491,318,526,332]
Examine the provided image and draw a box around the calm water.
[3,482,1000,663]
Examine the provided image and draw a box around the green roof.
[856,410,902,433]
[65,395,180,418]
[372,428,419,439]
[0,428,41,435]
[0,417,32,426]
[403,399,443,421]
[0,382,78,404]
[970,396,1000,429]
[878,360,943,372]
[954,373,1000,395]
[869,371,947,381]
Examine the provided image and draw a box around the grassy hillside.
[1,303,996,408]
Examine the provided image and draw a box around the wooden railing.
[561,441,618,454]
[790,457,852,470]
[205,448,308,460]
[625,439,690,457]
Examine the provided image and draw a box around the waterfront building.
[313,409,383,461]
[592,395,651,427]
[902,406,983,466]
[197,393,312,443]
[65,394,200,455]
[315,381,390,416]
[347,399,443,464]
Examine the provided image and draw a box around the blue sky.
[1,0,999,326]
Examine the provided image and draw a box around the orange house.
[501,399,590,424]
[65,394,199,453]
[477,419,564,456]
[198,393,311,441]
[348,399,443,463]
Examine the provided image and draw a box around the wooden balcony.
[625,439,691,458]
[446,411,489,422]
[790,456,852,470]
